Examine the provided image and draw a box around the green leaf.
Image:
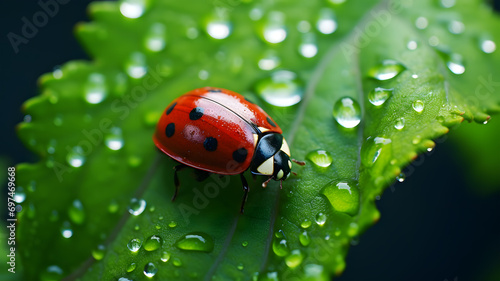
[16,0,500,280]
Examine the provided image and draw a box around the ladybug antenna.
[292,159,306,166]
[262,177,272,188]
[291,171,298,176]
[280,180,283,189]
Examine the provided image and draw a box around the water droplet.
[49,210,59,222]
[285,249,304,268]
[448,20,464,34]
[127,238,142,252]
[299,33,318,58]
[367,60,406,81]
[412,135,422,145]
[299,231,311,246]
[176,232,214,252]
[321,180,359,216]
[128,198,146,216]
[61,221,73,238]
[272,237,289,257]
[66,146,86,167]
[415,16,428,29]
[172,257,182,267]
[480,39,496,54]
[412,100,424,113]
[105,127,124,151]
[120,0,146,19]
[368,87,393,106]
[306,149,333,168]
[127,262,137,272]
[361,136,392,168]
[334,228,342,236]
[143,262,158,277]
[258,50,280,71]
[161,251,171,262]
[41,265,63,281]
[92,244,105,260]
[145,23,167,52]
[262,11,287,44]
[52,67,63,79]
[126,52,147,79]
[440,0,456,8]
[14,187,26,203]
[300,219,312,229]
[108,199,119,213]
[347,222,359,237]
[396,173,406,182]
[249,7,263,21]
[68,199,85,225]
[169,221,177,228]
[407,40,418,50]
[255,70,303,107]
[315,213,327,226]
[394,117,405,130]
[144,235,162,251]
[237,263,244,270]
[85,73,107,104]
[446,53,465,75]
[242,241,249,247]
[297,20,311,33]
[332,97,361,128]
[206,13,231,40]
[134,224,140,231]
[316,8,337,34]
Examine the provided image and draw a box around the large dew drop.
[321,180,359,216]
[120,0,147,19]
[105,127,124,151]
[255,70,303,107]
[68,199,85,225]
[206,13,232,40]
[144,23,167,52]
[143,262,158,277]
[285,249,304,269]
[258,50,280,71]
[299,33,318,58]
[66,146,86,168]
[127,238,142,252]
[85,73,107,104]
[412,100,424,113]
[128,198,146,216]
[176,232,214,252]
[126,52,148,79]
[367,60,406,81]
[306,149,333,168]
[262,11,287,44]
[316,8,337,34]
[368,87,393,106]
[144,235,162,251]
[332,97,361,128]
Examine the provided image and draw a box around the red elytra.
[153,87,301,212]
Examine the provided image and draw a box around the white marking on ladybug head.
[276,169,284,180]
[288,160,292,169]
[258,127,270,133]
[253,134,259,147]
[281,138,291,156]
[257,156,274,175]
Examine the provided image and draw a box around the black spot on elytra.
[166,102,177,115]
[189,107,204,120]
[203,137,218,152]
[232,148,248,163]
[266,117,277,127]
[165,123,175,137]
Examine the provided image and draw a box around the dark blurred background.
[2,1,500,280]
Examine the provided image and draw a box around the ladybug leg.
[173,164,187,201]
[262,177,273,188]
[239,174,250,214]
[194,169,211,182]
[292,159,306,166]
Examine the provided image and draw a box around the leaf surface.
[16,0,500,280]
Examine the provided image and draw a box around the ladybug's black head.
[250,133,292,181]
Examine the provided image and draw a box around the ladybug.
[153,87,304,212]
